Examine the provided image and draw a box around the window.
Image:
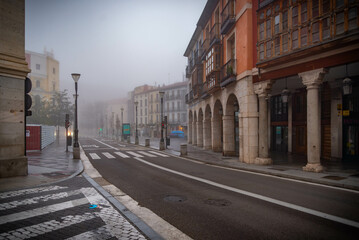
[323,17,331,39]
[140,100,143,107]
[145,99,147,106]
[259,44,264,60]
[259,23,265,41]
[292,6,298,27]
[172,102,175,111]
[348,8,358,31]
[301,1,307,24]
[205,46,220,75]
[312,0,319,18]
[312,22,320,43]
[36,64,40,70]
[156,104,158,112]
[336,0,344,8]
[145,108,147,115]
[177,101,180,110]
[282,11,288,31]
[266,19,271,38]
[177,113,180,122]
[271,95,288,122]
[274,15,280,34]
[301,27,308,47]
[323,0,330,14]
[292,30,299,49]
[266,41,272,58]
[275,37,280,55]
[335,12,345,35]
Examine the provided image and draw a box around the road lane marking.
[89,153,100,160]
[133,156,359,229]
[149,151,168,157]
[92,139,119,150]
[0,198,88,225]
[127,151,143,158]
[138,151,156,157]
[114,151,130,158]
[103,152,115,159]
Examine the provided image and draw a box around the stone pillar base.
[159,142,165,150]
[197,143,203,148]
[0,157,28,178]
[73,147,80,159]
[203,146,212,150]
[180,144,187,156]
[254,157,272,165]
[212,147,222,152]
[303,163,324,173]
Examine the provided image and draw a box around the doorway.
[292,89,307,155]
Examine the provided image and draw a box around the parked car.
[169,130,185,138]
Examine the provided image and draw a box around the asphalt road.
[81,137,359,239]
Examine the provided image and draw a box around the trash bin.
[67,135,72,146]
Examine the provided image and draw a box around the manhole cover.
[204,199,231,207]
[164,195,186,203]
[322,175,346,181]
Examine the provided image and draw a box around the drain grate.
[322,175,346,181]
[164,195,187,203]
[204,199,231,207]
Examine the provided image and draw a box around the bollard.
[180,143,187,156]
[145,139,150,147]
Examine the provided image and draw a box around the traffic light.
[65,114,70,128]
[25,77,32,116]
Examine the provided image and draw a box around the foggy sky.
[25,0,206,102]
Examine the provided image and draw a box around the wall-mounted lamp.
[343,64,352,95]
[281,77,290,103]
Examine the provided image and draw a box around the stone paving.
[0,176,147,240]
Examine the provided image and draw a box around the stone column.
[188,122,192,144]
[197,120,203,147]
[192,118,197,146]
[254,80,272,165]
[223,115,236,156]
[212,118,222,152]
[299,68,327,173]
[203,118,212,149]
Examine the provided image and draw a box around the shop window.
[301,27,308,47]
[335,12,345,35]
[348,8,358,31]
[292,30,299,49]
[271,95,288,122]
[323,0,330,14]
[312,21,320,43]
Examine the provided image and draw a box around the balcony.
[210,23,221,46]
[200,38,209,61]
[205,71,221,94]
[193,82,203,100]
[221,0,236,35]
[201,82,210,99]
[220,59,236,88]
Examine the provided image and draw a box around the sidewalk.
[131,136,359,191]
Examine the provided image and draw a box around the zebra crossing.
[88,150,169,160]
[0,177,146,239]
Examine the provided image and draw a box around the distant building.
[25,49,60,104]
[104,98,128,139]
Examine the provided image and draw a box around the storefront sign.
[343,110,350,116]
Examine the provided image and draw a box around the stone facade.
[0,0,30,177]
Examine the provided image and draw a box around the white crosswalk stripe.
[149,151,169,157]
[137,151,156,157]
[89,153,100,160]
[127,151,143,158]
[103,152,115,159]
[114,151,130,158]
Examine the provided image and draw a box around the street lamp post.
[71,73,80,159]
[121,107,124,141]
[159,91,165,150]
[134,101,139,144]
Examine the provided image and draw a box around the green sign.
[122,123,131,136]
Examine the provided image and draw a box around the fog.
[25,0,206,102]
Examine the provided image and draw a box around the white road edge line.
[133,156,359,229]
[92,138,119,151]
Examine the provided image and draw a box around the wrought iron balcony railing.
[221,0,236,35]
[220,59,236,88]
[210,23,221,46]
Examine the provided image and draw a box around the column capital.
[299,68,328,88]
[254,80,273,97]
